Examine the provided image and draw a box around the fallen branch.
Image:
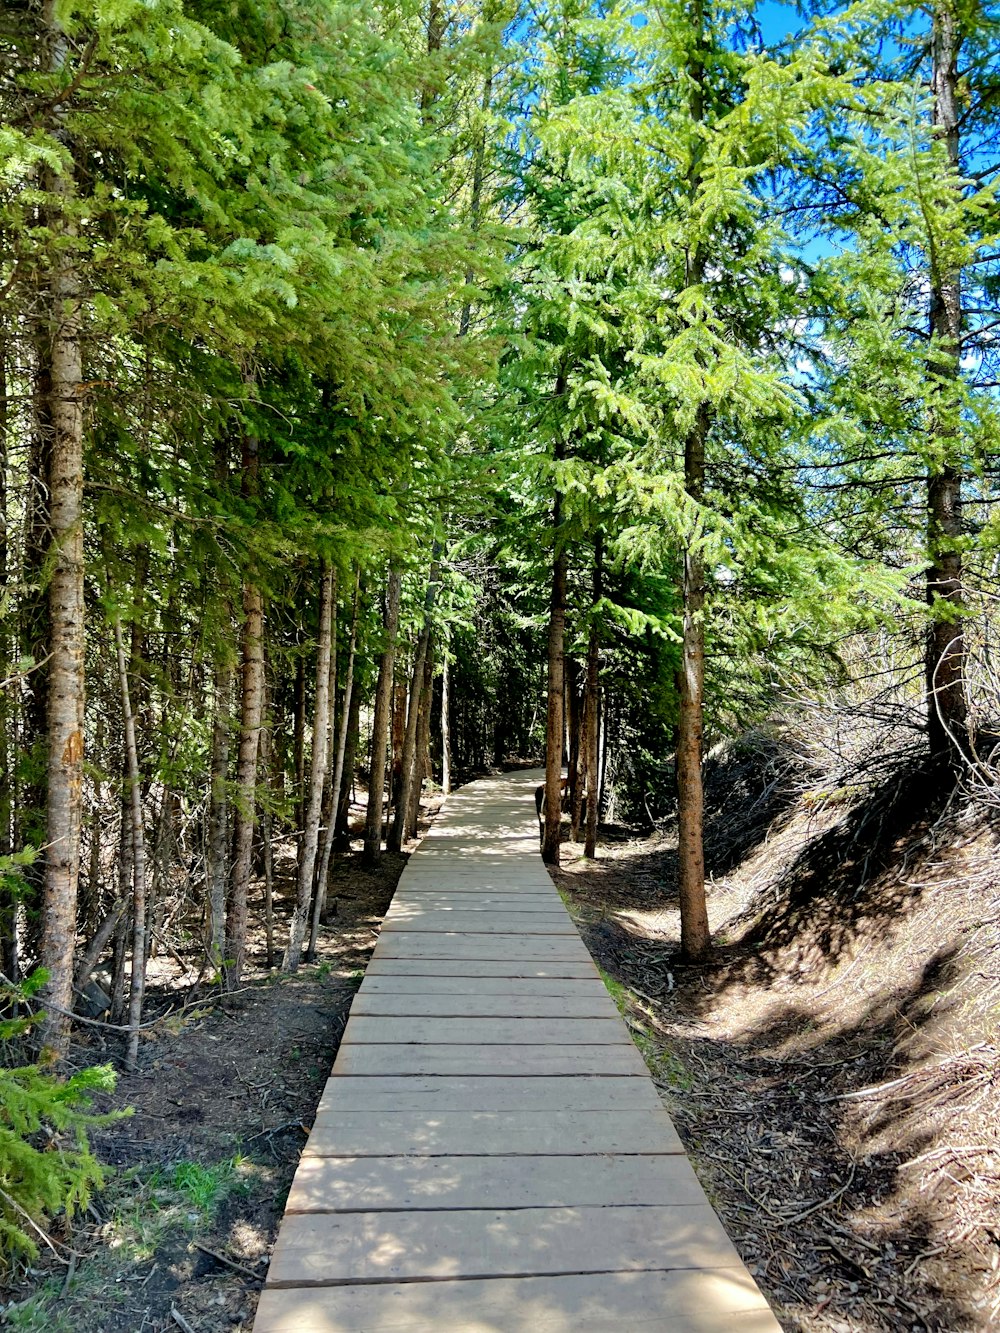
[193,1240,261,1282]
[777,1161,856,1226]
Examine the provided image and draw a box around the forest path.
[252,770,781,1332]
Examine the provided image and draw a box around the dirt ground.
[551,776,1000,1333]
[0,795,441,1333]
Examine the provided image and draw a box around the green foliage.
[0,972,125,1265]
[168,1155,246,1219]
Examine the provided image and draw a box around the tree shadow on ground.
[734,756,956,960]
[702,733,807,877]
[585,915,979,1330]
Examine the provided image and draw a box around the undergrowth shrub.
[0,970,124,1265]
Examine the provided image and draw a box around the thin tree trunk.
[567,657,584,841]
[406,642,435,841]
[389,636,425,854]
[206,655,232,969]
[363,569,402,866]
[0,333,15,980]
[311,572,359,957]
[542,381,568,867]
[114,619,147,1071]
[260,686,276,969]
[584,535,603,860]
[303,566,337,965]
[225,581,264,989]
[293,644,307,838]
[390,562,439,852]
[284,562,334,971]
[334,680,362,851]
[674,4,712,964]
[109,896,128,1026]
[37,2,85,1058]
[440,645,452,797]
[542,538,567,866]
[73,899,124,996]
[676,403,712,963]
[925,0,968,761]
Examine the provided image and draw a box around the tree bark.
[406,638,436,841]
[225,580,264,989]
[206,655,232,969]
[293,643,307,837]
[334,675,362,851]
[925,0,968,761]
[0,334,15,981]
[542,435,567,867]
[284,561,334,971]
[676,403,712,963]
[37,3,86,1059]
[73,899,124,996]
[583,536,603,860]
[363,569,402,865]
[440,647,452,796]
[311,572,360,956]
[390,561,439,852]
[567,657,584,841]
[114,620,147,1071]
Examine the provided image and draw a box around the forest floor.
[0,793,442,1333]
[553,747,1000,1333]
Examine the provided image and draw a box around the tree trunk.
[293,644,307,837]
[925,0,968,761]
[311,572,360,956]
[334,678,362,851]
[364,570,402,865]
[114,620,147,1071]
[676,404,712,963]
[37,5,85,1058]
[389,635,428,853]
[567,656,584,841]
[440,646,452,796]
[406,639,436,841]
[109,897,128,1026]
[584,536,603,860]
[260,683,276,969]
[206,655,232,969]
[0,334,15,981]
[390,671,408,825]
[542,441,567,867]
[73,899,124,996]
[225,580,264,989]
[390,562,439,852]
[284,562,334,971]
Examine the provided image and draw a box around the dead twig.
[192,1240,261,1282]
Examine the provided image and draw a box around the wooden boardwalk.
[253,770,781,1332]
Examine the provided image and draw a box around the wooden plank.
[285,1153,708,1213]
[254,1269,780,1333]
[357,975,611,997]
[331,1043,649,1077]
[381,911,576,934]
[373,934,594,960]
[350,991,620,1019]
[304,1108,684,1157]
[364,957,601,978]
[314,1075,664,1113]
[264,1204,744,1286]
[388,894,562,910]
[340,1016,631,1045]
